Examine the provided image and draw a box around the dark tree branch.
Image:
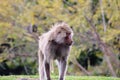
[0,53,36,63]
[84,15,118,77]
[72,58,91,76]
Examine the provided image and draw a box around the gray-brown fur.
[38,22,73,80]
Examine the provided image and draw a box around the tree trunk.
[84,15,119,77]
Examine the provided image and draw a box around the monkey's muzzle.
[66,40,73,46]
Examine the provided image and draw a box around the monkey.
[32,24,38,32]
[38,22,73,80]
[27,24,38,33]
[26,24,39,41]
[0,43,11,53]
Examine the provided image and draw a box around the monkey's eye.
[61,28,64,30]
[58,31,61,34]
[66,32,71,35]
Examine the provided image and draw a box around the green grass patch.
[0,75,120,80]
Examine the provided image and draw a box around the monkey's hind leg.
[57,58,67,80]
[38,50,45,80]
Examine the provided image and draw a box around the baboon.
[27,24,38,33]
[38,22,73,80]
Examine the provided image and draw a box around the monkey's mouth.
[51,40,73,46]
[65,41,73,46]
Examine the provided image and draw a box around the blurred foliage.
[0,0,120,76]
[77,44,103,70]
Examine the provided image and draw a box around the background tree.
[0,0,120,77]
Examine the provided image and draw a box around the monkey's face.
[54,27,73,46]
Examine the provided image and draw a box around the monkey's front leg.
[44,61,51,80]
[58,58,67,80]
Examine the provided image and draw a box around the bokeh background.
[0,0,120,77]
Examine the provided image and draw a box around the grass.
[0,75,120,80]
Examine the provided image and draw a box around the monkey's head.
[50,22,73,46]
